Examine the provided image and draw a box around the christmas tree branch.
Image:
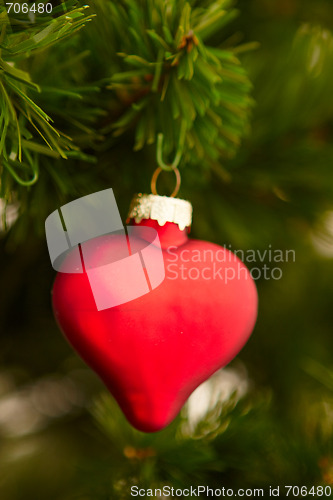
[0,0,256,241]
[101,0,254,165]
[0,1,95,195]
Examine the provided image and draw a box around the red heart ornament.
[52,210,257,433]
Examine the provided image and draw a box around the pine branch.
[97,0,254,165]
[0,0,255,242]
[0,1,94,194]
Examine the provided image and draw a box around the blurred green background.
[1,0,333,498]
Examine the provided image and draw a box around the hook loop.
[151,167,181,198]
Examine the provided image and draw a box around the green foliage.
[0,0,254,239]
[0,1,104,236]
[0,1,94,189]
[62,385,329,499]
[101,0,254,163]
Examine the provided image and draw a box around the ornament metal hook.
[156,121,186,171]
[153,121,186,197]
[3,157,39,186]
[150,166,181,198]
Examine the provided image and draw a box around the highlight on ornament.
[45,188,166,310]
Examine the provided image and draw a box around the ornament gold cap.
[127,194,193,231]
